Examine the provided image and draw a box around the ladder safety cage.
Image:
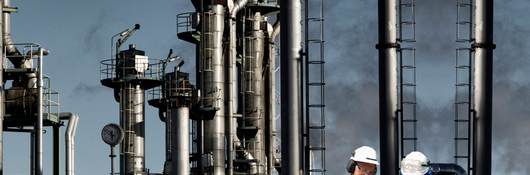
[454,48,474,173]
[398,47,417,159]
[303,0,326,174]
[454,0,475,173]
[398,0,416,43]
[456,0,474,43]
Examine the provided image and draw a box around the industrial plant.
[0,0,501,174]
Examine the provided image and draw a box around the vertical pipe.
[472,0,494,174]
[280,0,302,174]
[201,5,226,175]
[0,2,4,174]
[30,131,35,175]
[377,0,399,174]
[172,107,190,175]
[226,15,236,175]
[53,125,60,175]
[35,48,44,175]
[63,113,79,175]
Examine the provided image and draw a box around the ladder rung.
[457,21,472,25]
[308,82,325,86]
[455,101,469,104]
[456,65,471,69]
[401,83,416,86]
[400,3,414,7]
[308,61,325,64]
[458,3,472,7]
[402,65,416,69]
[454,155,470,158]
[309,147,326,151]
[307,17,324,22]
[401,21,415,25]
[402,138,417,141]
[456,83,470,86]
[308,104,325,108]
[309,169,326,172]
[402,101,416,104]
[307,39,324,43]
[455,119,470,122]
[455,138,469,140]
[309,125,325,129]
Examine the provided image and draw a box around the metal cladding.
[377,0,399,174]
[243,11,266,174]
[199,4,226,175]
[62,113,80,175]
[472,0,494,174]
[280,0,303,174]
[0,1,4,173]
[117,47,148,175]
[101,45,160,175]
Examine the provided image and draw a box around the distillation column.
[198,3,226,174]
[242,10,267,174]
[101,45,160,175]
[377,0,399,174]
[472,0,494,174]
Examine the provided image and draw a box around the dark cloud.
[71,82,106,98]
[322,0,530,174]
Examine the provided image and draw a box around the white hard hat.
[351,146,379,165]
[400,151,430,175]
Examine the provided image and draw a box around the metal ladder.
[304,0,326,174]
[455,0,474,173]
[398,0,417,159]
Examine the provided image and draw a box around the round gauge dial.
[101,123,124,146]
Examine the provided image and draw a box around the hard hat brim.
[352,158,379,165]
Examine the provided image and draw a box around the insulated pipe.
[377,0,399,174]
[472,0,494,174]
[280,0,302,174]
[0,3,4,174]
[61,113,79,175]
[225,0,248,173]
[35,48,44,175]
[244,11,266,174]
[267,21,279,175]
[120,83,146,175]
[2,0,18,56]
[171,107,190,175]
[201,5,226,175]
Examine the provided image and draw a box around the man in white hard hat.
[400,151,433,175]
[346,146,379,175]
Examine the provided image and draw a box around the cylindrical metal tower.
[101,44,161,175]
[242,10,267,174]
[280,0,302,174]
[377,0,399,174]
[199,4,226,175]
[472,0,494,174]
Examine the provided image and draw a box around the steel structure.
[0,1,80,175]
[376,0,494,175]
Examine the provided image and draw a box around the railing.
[43,76,60,122]
[100,57,163,82]
[176,12,198,35]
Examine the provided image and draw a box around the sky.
[3,0,530,175]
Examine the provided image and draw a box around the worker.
[346,146,378,175]
[400,151,433,175]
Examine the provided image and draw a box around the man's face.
[352,162,377,175]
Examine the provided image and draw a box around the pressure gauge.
[101,123,124,147]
